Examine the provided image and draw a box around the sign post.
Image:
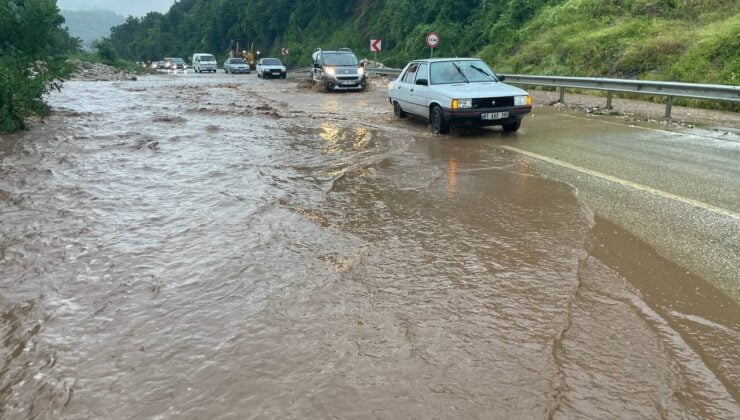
[425,32,440,58]
[281,48,289,56]
[370,39,382,66]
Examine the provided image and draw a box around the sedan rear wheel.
[431,105,449,135]
[393,101,406,119]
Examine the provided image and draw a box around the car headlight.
[324,67,335,76]
[358,67,364,76]
[515,95,532,106]
[452,99,472,110]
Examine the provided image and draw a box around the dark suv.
[310,48,366,92]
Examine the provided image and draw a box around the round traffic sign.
[425,32,441,48]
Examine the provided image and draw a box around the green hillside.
[107,0,739,85]
[61,9,126,48]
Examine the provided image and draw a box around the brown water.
[0,74,738,419]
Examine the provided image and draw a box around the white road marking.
[501,146,740,221]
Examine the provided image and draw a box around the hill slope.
[62,9,126,48]
[108,0,739,85]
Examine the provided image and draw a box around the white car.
[224,58,251,74]
[389,58,532,134]
[256,58,287,79]
[192,53,217,73]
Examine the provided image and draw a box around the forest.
[107,0,739,85]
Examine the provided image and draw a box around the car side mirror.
[498,75,506,81]
[313,63,320,69]
[416,79,428,86]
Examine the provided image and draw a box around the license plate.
[340,81,355,86]
[482,112,509,120]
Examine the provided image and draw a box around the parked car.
[164,57,186,70]
[388,58,532,134]
[256,58,287,79]
[192,53,217,73]
[224,58,251,74]
[310,48,365,91]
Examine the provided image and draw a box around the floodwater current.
[0,74,738,418]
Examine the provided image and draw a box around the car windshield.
[173,58,185,64]
[430,60,499,84]
[263,59,282,66]
[322,53,358,66]
[200,55,215,61]
[230,59,245,64]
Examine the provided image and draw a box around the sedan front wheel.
[431,105,449,135]
[502,120,521,133]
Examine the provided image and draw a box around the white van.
[192,53,217,73]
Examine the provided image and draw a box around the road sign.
[425,32,440,48]
[281,48,289,55]
[370,39,382,52]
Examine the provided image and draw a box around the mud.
[0,73,738,418]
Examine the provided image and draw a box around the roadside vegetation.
[1,0,81,132]
[0,1,144,133]
[107,0,739,87]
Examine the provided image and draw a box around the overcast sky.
[58,0,176,16]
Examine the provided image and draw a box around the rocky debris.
[152,115,188,124]
[69,59,137,82]
[548,100,697,128]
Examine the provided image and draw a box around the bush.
[95,38,119,64]
[0,0,79,133]
[0,59,64,132]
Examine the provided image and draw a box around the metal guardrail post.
[665,96,673,119]
[558,87,565,103]
[606,91,613,109]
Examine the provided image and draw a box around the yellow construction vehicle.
[227,40,260,68]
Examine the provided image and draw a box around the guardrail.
[290,67,740,118]
[500,75,740,118]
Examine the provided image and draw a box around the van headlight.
[515,95,532,106]
[358,67,364,76]
[324,67,335,76]
[452,98,472,110]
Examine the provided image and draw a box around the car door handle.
[410,89,414,92]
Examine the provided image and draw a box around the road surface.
[0,72,738,418]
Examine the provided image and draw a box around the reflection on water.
[447,158,458,196]
[319,123,372,154]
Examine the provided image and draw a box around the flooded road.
[0,73,738,418]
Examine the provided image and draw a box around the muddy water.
[0,74,738,418]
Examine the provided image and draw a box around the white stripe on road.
[501,146,740,221]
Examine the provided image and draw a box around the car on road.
[192,53,218,73]
[151,61,165,70]
[256,58,287,79]
[389,58,532,134]
[164,57,186,70]
[224,58,251,74]
[310,48,365,92]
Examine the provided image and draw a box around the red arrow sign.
[370,39,382,52]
